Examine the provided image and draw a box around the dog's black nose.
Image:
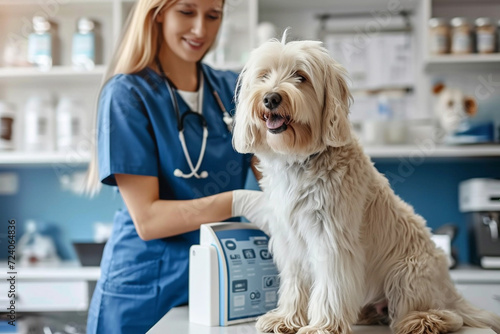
[263,92,282,110]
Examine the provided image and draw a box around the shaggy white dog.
[232,37,500,334]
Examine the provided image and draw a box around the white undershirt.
[177,73,204,114]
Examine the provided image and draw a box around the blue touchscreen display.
[215,228,279,322]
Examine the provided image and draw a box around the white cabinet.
[0,0,498,162]
[0,281,89,312]
[1,0,498,162]
[0,261,100,312]
[422,0,500,64]
[420,0,500,102]
[0,0,122,164]
[257,0,500,159]
[0,0,258,166]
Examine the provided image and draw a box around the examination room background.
[1,159,500,264]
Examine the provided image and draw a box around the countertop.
[147,306,495,334]
[2,262,498,283]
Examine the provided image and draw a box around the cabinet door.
[0,281,89,312]
[455,284,500,315]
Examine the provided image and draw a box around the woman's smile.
[183,37,204,50]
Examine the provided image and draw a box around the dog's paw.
[393,310,463,334]
[256,312,303,333]
[296,325,351,334]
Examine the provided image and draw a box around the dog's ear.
[464,96,478,116]
[433,83,445,95]
[322,60,353,147]
[232,75,262,153]
[232,112,262,153]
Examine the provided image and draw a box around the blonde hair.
[84,0,178,195]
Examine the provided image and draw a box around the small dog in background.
[433,82,477,134]
[233,35,500,334]
[433,83,495,145]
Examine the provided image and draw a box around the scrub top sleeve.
[98,76,159,186]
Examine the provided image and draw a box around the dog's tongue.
[266,116,285,130]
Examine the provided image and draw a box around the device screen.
[215,228,279,321]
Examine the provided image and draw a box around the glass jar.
[28,16,53,70]
[72,17,96,70]
[450,17,472,54]
[0,101,15,151]
[429,18,450,54]
[475,17,496,54]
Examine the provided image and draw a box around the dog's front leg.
[256,257,309,333]
[298,232,365,334]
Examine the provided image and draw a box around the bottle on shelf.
[361,96,392,146]
[475,18,496,54]
[450,17,473,54]
[72,17,96,71]
[428,18,450,55]
[56,97,88,153]
[23,94,55,152]
[0,101,15,151]
[27,16,53,71]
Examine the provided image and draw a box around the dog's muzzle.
[263,92,289,134]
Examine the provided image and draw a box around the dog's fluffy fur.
[233,37,500,334]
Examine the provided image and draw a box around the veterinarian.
[85,0,262,332]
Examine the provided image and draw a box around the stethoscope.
[157,59,233,179]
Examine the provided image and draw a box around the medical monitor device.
[189,222,279,326]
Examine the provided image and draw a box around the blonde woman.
[86,0,263,332]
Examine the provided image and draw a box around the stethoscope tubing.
[157,60,232,179]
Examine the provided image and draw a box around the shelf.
[1,145,499,166]
[0,152,91,167]
[425,54,500,70]
[0,65,106,82]
[259,0,419,11]
[0,0,112,4]
[364,144,500,159]
[351,85,414,93]
[426,54,500,64]
[433,0,499,6]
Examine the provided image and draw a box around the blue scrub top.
[87,64,251,334]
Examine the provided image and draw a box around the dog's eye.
[259,73,270,81]
[448,100,454,108]
[293,73,307,83]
